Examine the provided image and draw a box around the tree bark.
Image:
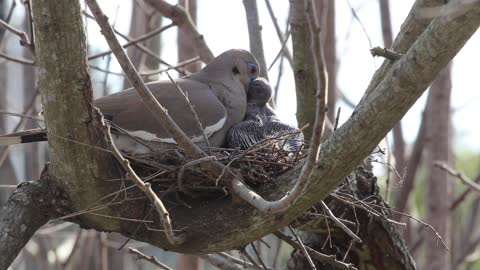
[0,177,60,269]
[31,0,121,230]
[290,0,317,140]
[424,63,452,270]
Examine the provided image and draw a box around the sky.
[81,0,480,153]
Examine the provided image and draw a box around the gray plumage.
[0,49,260,154]
[227,78,304,151]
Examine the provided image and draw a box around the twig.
[334,107,341,131]
[178,156,216,195]
[143,0,214,63]
[128,248,173,270]
[243,0,269,80]
[288,226,317,270]
[0,110,44,122]
[88,23,175,60]
[320,201,362,243]
[0,18,32,51]
[240,249,263,270]
[273,231,356,270]
[434,161,480,193]
[201,254,245,270]
[250,242,268,270]
[370,46,403,60]
[264,0,293,66]
[0,51,35,65]
[105,125,185,245]
[451,175,480,210]
[165,71,211,151]
[114,29,189,76]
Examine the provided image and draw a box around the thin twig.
[264,0,293,66]
[288,226,317,270]
[273,231,356,270]
[88,23,175,60]
[240,249,263,270]
[201,254,245,270]
[165,71,211,151]
[434,161,480,193]
[105,125,185,245]
[0,51,35,65]
[320,201,362,243]
[243,0,269,80]
[128,248,173,270]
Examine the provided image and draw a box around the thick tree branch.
[0,178,60,269]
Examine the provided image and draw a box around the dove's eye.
[247,63,258,79]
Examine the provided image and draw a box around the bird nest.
[126,136,307,199]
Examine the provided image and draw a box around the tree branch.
[143,0,214,63]
[0,178,60,269]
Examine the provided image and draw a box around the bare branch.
[128,247,173,270]
[201,254,246,270]
[320,201,362,243]
[87,23,175,60]
[434,161,480,193]
[143,0,214,63]
[106,125,185,245]
[242,0,269,80]
[264,0,293,66]
[0,51,35,65]
[274,231,357,270]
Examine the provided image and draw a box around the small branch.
[0,179,58,269]
[451,175,480,210]
[128,248,173,270]
[264,0,293,66]
[165,71,211,150]
[143,0,214,63]
[0,51,35,65]
[288,226,317,270]
[320,201,362,243]
[201,254,245,270]
[242,0,269,80]
[240,249,263,270]
[370,46,403,60]
[105,125,185,245]
[0,18,33,52]
[273,231,356,270]
[434,161,480,193]
[88,23,175,60]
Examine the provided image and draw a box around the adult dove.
[0,49,260,154]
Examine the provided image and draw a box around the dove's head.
[200,49,260,92]
[247,77,272,105]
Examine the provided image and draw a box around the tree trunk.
[424,63,452,270]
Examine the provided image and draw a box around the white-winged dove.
[0,49,260,154]
[227,78,304,151]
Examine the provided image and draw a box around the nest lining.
[126,136,307,199]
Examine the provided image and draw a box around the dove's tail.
[0,128,47,146]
